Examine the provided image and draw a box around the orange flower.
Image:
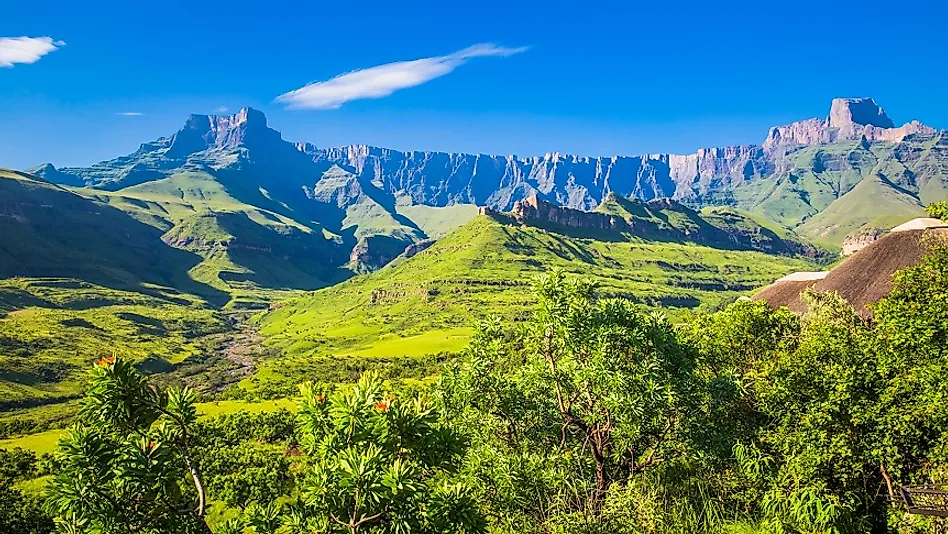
[316,395,325,403]
[375,401,389,413]
[96,355,116,367]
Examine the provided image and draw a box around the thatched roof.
[891,218,948,232]
[753,222,948,317]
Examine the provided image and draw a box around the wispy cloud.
[0,36,65,68]
[276,43,528,110]
[216,106,229,113]
[114,112,144,116]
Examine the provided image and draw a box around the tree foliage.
[440,271,737,532]
[45,357,213,534]
[288,372,485,534]
[926,200,948,221]
[19,243,948,534]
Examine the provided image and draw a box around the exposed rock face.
[347,234,415,273]
[829,97,894,129]
[510,194,627,229]
[841,227,886,256]
[168,108,282,156]
[31,98,946,262]
[763,97,935,150]
[400,239,435,259]
[37,100,940,211]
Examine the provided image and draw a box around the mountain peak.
[763,97,933,150]
[169,107,282,156]
[828,97,895,129]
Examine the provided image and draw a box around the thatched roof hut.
[753,219,948,317]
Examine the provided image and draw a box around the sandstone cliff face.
[168,108,285,156]
[509,194,627,229]
[841,227,886,256]
[763,98,935,151]
[34,99,945,261]
[304,98,936,213]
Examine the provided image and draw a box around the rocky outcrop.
[168,108,284,156]
[510,195,627,230]
[763,98,936,151]
[38,99,940,211]
[401,239,435,259]
[829,97,894,129]
[841,227,886,256]
[32,98,946,264]
[348,234,414,273]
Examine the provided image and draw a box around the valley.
[2,96,945,420]
[4,6,948,531]
[1,96,946,534]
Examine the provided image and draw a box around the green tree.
[289,371,485,534]
[193,410,296,509]
[733,290,879,533]
[45,357,213,533]
[925,200,948,221]
[441,271,721,531]
[868,243,948,531]
[0,448,53,534]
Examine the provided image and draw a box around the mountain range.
[5,96,945,402]
[32,98,947,258]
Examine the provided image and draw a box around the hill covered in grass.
[82,170,354,308]
[0,169,227,304]
[250,213,815,394]
[0,277,226,408]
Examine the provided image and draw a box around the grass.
[0,398,297,454]
[0,277,226,406]
[719,139,942,244]
[84,171,351,307]
[249,215,814,394]
[394,200,479,239]
[0,430,63,455]
[797,174,926,244]
[342,327,474,358]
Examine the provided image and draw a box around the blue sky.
[2,0,946,170]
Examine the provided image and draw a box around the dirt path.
[218,316,262,379]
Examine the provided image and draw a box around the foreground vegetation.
[3,234,946,533]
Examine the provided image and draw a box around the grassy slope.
[700,206,795,239]
[724,139,945,245]
[797,174,926,244]
[252,215,813,393]
[0,169,226,304]
[0,278,225,405]
[394,202,479,239]
[84,171,348,308]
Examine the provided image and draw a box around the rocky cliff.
[509,194,627,229]
[841,227,886,256]
[763,98,936,150]
[32,98,947,256]
[484,193,830,260]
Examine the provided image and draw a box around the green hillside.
[81,171,351,307]
[0,277,225,407]
[727,136,948,245]
[251,214,814,394]
[0,169,228,304]
[593,193,828,257]
[796,174,926,244]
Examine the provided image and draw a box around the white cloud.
[216,106,229,113]
[0,36,65,68]
[276,43,528,110]
[114,112,144,116]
